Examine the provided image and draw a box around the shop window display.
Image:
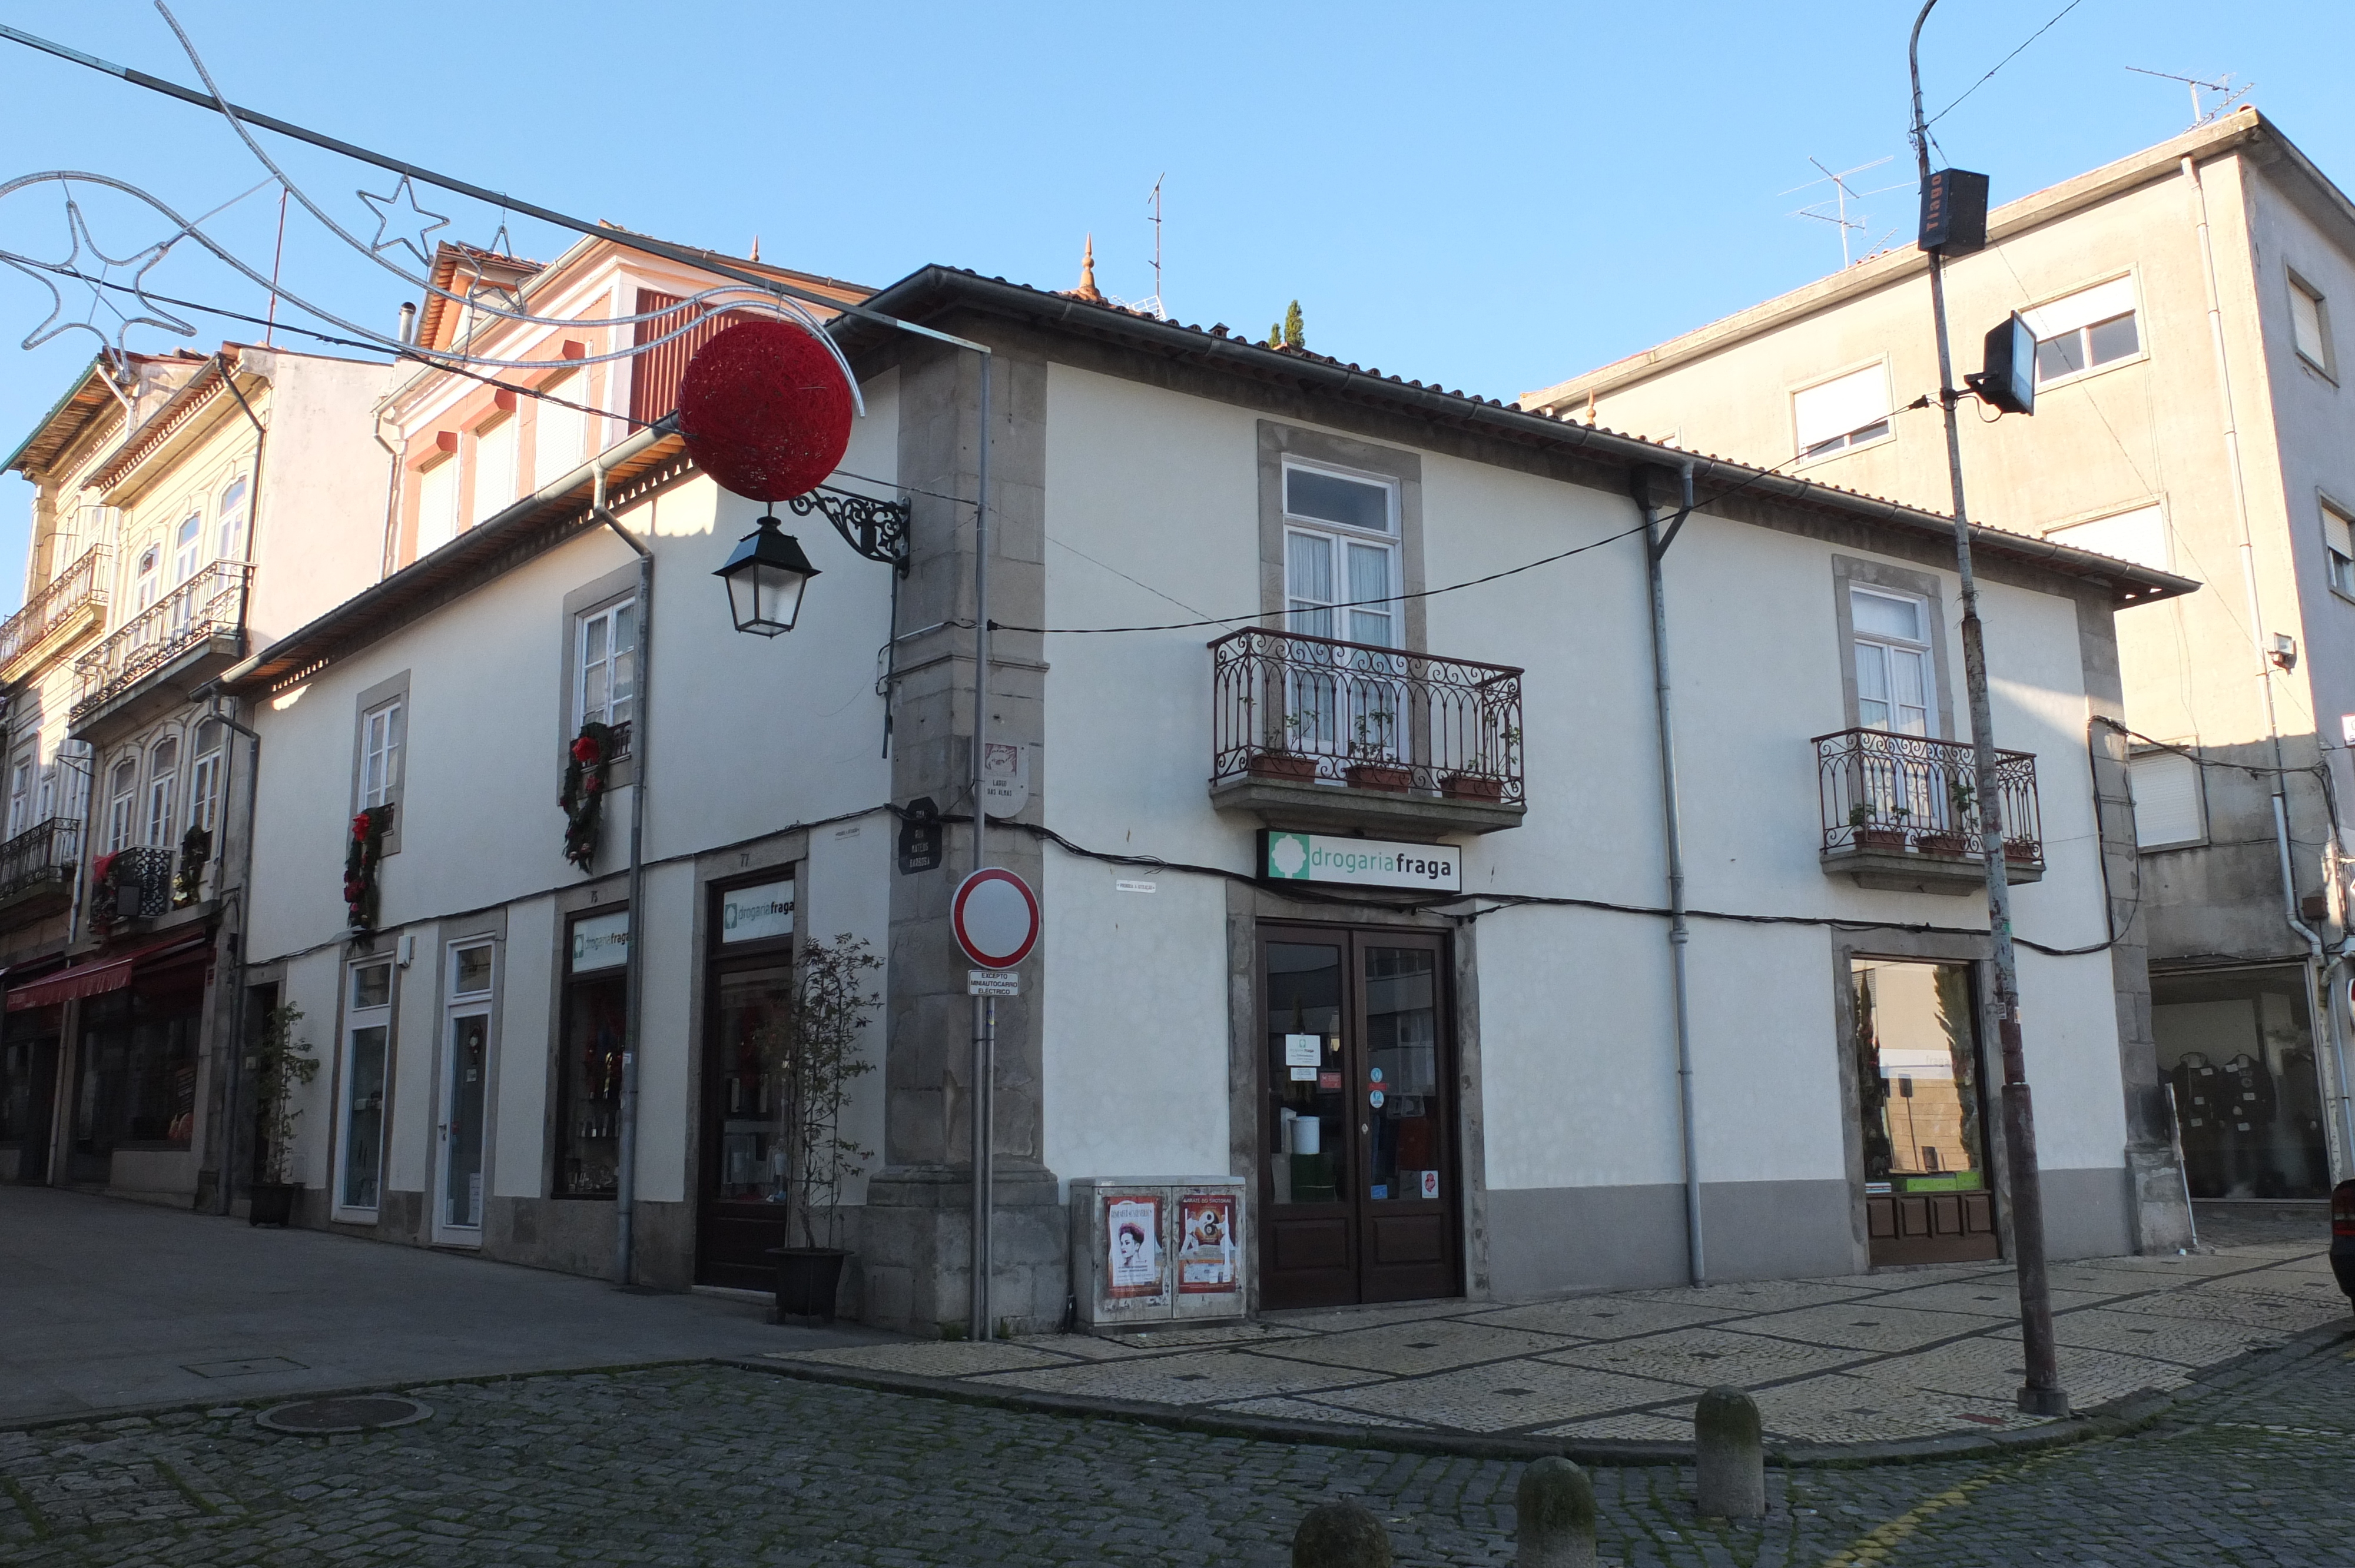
[69,976,203,1181]
[2154,967,2330,1199]
[559,909,628,1197]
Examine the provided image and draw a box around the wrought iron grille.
[1209,626,1524,803]
[71,560,250,720]
[0,544,110,673]
[1816,727,2043,862]
[0,816,79,901]
[91,845,175,924]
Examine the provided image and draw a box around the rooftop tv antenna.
[1143,174,1165,318]
[1783,155,1909,268]
[2125,66,2253,128]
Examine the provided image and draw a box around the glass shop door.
[1852,956,2000,1265]
[1260,927,1458,1308]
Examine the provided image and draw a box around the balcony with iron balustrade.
[0,544,111,686]
[69,560,251,745]
[1816,727,2044,896]
[1208,627,1525,837]
[0,816,82,929]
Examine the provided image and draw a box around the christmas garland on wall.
[560,721,617,872]
[345,805,393,931]
[88,850,122,928]
[175,823,212,908]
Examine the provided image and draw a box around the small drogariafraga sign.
[1258,830,1461,892]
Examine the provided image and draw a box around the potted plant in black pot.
[759,933,880,1323]
[247,1002,317,1227]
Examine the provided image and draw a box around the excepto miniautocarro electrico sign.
[1258,830,1461,892]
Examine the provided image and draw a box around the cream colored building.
[1525,108,2355,1204]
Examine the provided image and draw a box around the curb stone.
[725,1317,2355,1469]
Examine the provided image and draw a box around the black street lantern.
[715,514,821,636]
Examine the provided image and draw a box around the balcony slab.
[1821,848,2044,897]
[1210,775,1524,836]
[0,870,74,932]
[69,636,242,748]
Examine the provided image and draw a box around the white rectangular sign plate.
[968,969,1020,996]
[1259,830,1461,892]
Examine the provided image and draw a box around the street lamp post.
[1908,0,2067,1417]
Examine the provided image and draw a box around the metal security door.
[1259,927,1459,1308]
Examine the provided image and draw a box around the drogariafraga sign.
[1258,830,1462,892]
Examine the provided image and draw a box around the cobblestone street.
[4,1332,2352,1567]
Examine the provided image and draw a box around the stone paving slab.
[764,1238,2351,1450]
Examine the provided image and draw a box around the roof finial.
[1071,234,1105,303]
[749,234,761,261]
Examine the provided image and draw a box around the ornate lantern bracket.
[788,488,911,576]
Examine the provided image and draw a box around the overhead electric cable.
[1924,0,2087,127]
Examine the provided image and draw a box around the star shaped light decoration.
[1,194,197,355]
[357,174,449,267]
[455,254,528,321]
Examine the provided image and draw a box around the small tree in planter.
[1344,710,1411,792]
[758,933,881,1321]
[1849,801,1910,853]
[246,1003,317,1227]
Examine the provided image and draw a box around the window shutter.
[1792,365,1890,451]
[2045,506,2168,572]
[2293,284,2329,366]
[2130,751,2203,848]
[2326,506,2354,562]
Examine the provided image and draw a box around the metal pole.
[591,464,652,1290]
[1909,0,2066,1417]
[1636,463,1706,1287]
[968,354,993,1341]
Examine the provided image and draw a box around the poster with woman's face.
[1105,1195,1163,1298]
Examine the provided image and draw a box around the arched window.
[188,719,226,835]
[105,758,137,853]
[215,477,249,562]
[134,544,160,611]
[173,512,202,585]
[145,737,178,848]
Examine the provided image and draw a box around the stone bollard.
[1694,1386,1766,1519]
[1515,1455,1597,1568]
[1293,1497,1392,1568]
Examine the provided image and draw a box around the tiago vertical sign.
[1258,830,1461,892]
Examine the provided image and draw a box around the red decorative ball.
[676,319,854,503]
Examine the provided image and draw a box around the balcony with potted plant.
[1208,626,1525,836]
[1816,727,2043,896]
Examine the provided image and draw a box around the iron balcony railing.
[0,816,79,902]
[0,544,111,673]
[71,560,250,720]
[1816,727,2044,863]
[91,845,175,925]
[1210,626,1524,804]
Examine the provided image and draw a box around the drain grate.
[256,1395,432,1435]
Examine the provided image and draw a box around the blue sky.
[0,1,2343,612]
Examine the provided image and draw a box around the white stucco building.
[221,258,2191,1331]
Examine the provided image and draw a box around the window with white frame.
[576,598,637,730]
[534,378,585,491]
[104,758,135,853]
[360,696,404,810]
[2130,749,2205,848]
[2025,276,2141,386]
[132,543,160,610]
[6,754,30,840]
[1281,461,1401,760]
[2326,500,2355,599]
[415,455,460,557]
[188,719,225,835]
[2044,504,2170,573]
[37,763,55,826]
[472,416,517,526]
[215,477,248,561]
[172,511,201,584]
[144,736,178,848]
[338,958,394,1213]
[1850,586,1935,736]
[2291,273,2333,375]
[1793,364,1893,459]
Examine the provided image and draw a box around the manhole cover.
[256,1395,432,1435]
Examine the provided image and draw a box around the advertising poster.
[1176,1193,1239,1294]
[1105,1195,1163,1300]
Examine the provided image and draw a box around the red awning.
[6,932,213,1011]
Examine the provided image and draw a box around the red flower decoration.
[571,735,601,764]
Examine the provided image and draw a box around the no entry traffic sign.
[951,867,1039,969]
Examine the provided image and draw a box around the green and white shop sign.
[1258,830,1461,893]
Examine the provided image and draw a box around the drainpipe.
[196,689,261,1217]
[1633,460,1706,1287]
[2182,155,2355,1166]
[591,460,652,1288]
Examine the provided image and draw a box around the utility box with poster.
[1069,1176,1248,1331]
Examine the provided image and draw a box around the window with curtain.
[576,599,637,731]
[360,697,404,809]
[1851,587,1933,736]
[105,758,137,853]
